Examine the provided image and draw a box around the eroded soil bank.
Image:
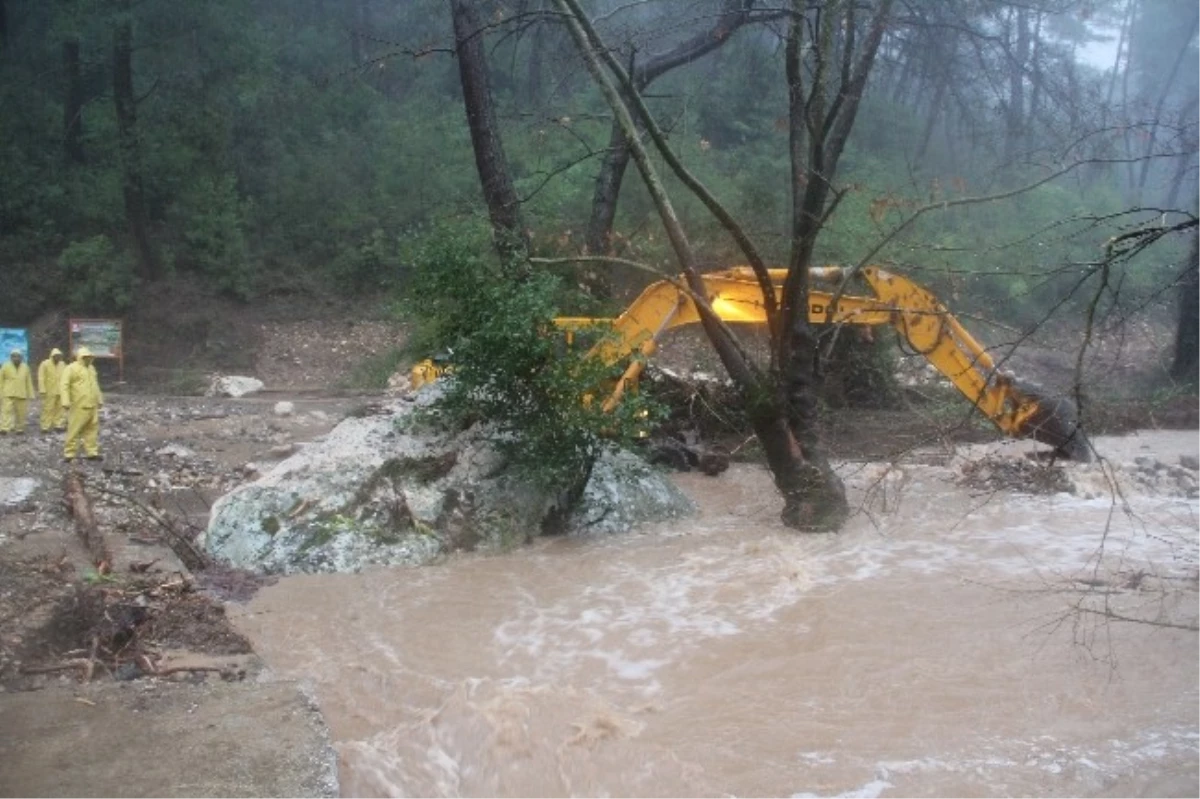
[0,394,360,798]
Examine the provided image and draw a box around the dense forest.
[1,0,1197,525]
[1,0,1194,317]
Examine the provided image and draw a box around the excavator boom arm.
[413,265,1089,459]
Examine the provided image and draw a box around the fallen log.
[20,659,92,675]
[63,472,112,574]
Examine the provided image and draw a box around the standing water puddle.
[231,431,1198,797]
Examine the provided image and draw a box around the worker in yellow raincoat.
[37,348,67,433]
[0,349,35,434]
[61,346,104,461]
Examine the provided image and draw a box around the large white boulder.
[205,375,264,398]
[202,393,694,574]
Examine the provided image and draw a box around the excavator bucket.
[1009,381,1092,462]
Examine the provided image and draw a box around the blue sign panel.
[0,328,29,362]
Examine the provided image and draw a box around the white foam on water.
[234,430,1199,798]
[792,778,893,798]
[785,722,1199,799]
[490,537,824,687]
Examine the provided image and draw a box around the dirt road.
[0,392,364,798]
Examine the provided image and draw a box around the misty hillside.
[1,0,1195,334]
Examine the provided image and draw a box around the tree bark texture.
[64,472,112,575]
[775,0,893,530]
[555,0,829,530]
[449,0,529,263]
[350,0,367,65]
[63,39,85,164]
[556,0,892,531]
[1003,6,1029,164]
[584,0,761,259]
[113,5,159,280]
[525,0,547,105]
[1171,237,1199,383]
[1164,148,1196,211]
[1135,9,1199,202]
[915,70,947,168]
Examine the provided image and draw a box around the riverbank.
[1,388,1195,797]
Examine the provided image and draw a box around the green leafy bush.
[176,173,253,299]
[57,235,139,313]
[330,228,401,293]
[403,223,661,487]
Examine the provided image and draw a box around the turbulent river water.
[231,431,1199,798]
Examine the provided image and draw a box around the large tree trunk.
[1003,6,1029,164]
[584,131,631,259]
[525,0,547,105]
[113,4,159,280]
[1118,0,1137,202]
[1026,13,1042,137]
[64,472,112,575]
[449,0,529,263]
[556,0,890,531]
[1135,10,1200,202]
[778,3,840,530]
[350,0,366,65]
[1171,237,1199,383]
[583,0,762,260]
[915,68,947,168]
[555,0,827,530]
[775,0,892,529]
[1164,150,1196,210]
[63,39,85,164]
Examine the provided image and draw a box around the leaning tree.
[550,0,894,531]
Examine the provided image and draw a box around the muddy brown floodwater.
[232,431,1199,798]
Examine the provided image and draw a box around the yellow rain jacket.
[61,352,104,458]
[38,350,67,431]
[38,353,65,398]
[61,358,104,409]
[0,360,33,399]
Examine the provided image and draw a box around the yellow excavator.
[411,265,1091,461]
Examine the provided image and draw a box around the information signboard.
[68,319,124,380]
[0,328,29,362]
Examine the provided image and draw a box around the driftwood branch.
[63,472,112,575]
[87,484,211,572]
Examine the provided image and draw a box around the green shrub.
[58,235,139,313]
[330,228,400,293]
[176,173,253,299]
[345,347,407,390]
[402,223,661,487]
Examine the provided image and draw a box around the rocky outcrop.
[202,392,694,574]
[205,376,264,398]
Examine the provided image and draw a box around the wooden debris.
[89,484,211,572]
[63,472,112,575]
[20,659,92,675]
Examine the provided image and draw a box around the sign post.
[68,319,124,381]
[0,329,29,362]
